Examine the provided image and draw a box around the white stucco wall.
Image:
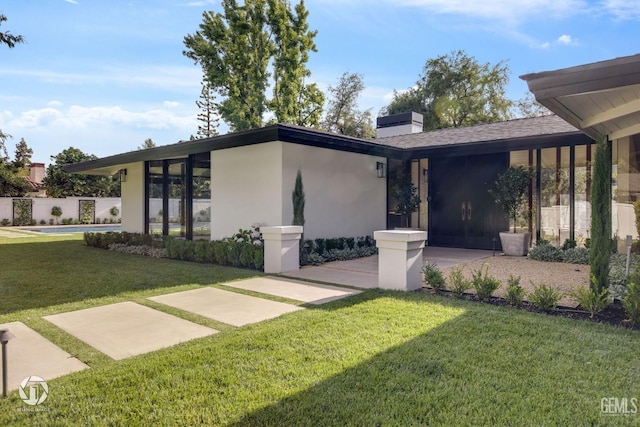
[210,142,284,240]
[281,142,387,239]
[120,162,145,233]
[209,141,387,241]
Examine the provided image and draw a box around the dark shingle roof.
[373,114,580,149]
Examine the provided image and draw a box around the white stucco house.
[66,53,640,250]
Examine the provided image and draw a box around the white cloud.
[557,34,578,45]
[47,100,63,107]
[601,0,640,20]
[65,0,78,4]
[0,65,201,93]
[163,101,181,108]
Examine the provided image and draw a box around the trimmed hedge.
[84,232,264,271]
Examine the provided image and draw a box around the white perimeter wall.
[0,197,121,224]
[121,162,144,233]
[210,141,386,240]
[281,142,386,239]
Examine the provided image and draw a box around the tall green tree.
[14,137,33,171]
[383,50,512,131]
[0,13,24,48]
[196,74,220,138]
[0,133,31,196]
[321,72,375,138]
[138,138,156,150]
[43,147,120,198]
[183,0,322,131]
[590,135,612,292]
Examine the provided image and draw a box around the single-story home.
[66,53,640,251]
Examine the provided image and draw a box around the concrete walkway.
[149,287,303,327]
[44,302,218,360]
[0,321,88,393]
[285,247,493,289]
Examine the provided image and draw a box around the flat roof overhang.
[521,53,640,141]
[64,124,404,175]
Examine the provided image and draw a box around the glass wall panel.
[613,135,640,242]
[147,161,163,236]
[574,145,592,245]
[167,160,186,238]
[192,153,211,239]
[419,158,428,231]
[540,147,570,245]
[509,150,534,234]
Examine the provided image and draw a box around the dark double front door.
[429,153,509,250]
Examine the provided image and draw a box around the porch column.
[374,230,427,291]
[261,226,303,274]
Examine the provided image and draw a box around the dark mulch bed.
[422,288,639,331]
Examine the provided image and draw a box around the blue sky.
[1,0,639,165]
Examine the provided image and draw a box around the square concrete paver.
[149,287,303,327]
[0,321,88,392]
[224,276,362,305]
[44,302,217,360]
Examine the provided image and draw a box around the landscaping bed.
[429,255,638,330]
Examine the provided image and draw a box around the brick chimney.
[29,163,45,185]
[376,112,423,138]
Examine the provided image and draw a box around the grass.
[1,232,639,425]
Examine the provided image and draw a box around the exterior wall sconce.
[422,168,428,183]
[119,169,127,183]
[376,162,386,178]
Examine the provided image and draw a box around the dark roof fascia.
[64,125,280,174]
[402,131,592,159]
[65,124,402,175]
[277,125,402,159]
[520,53,640,99]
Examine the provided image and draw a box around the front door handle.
[461,201,472,221]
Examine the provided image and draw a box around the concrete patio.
[284,246,494,289]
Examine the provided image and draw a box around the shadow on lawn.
[0,239,258,314]
[230,291,622,426]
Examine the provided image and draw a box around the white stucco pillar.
[261,226,303,274]
[374,230,428,291]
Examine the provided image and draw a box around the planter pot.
[499,231,531,256]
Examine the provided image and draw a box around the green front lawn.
[0,234,639,425]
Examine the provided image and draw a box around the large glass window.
[574,144,593,244]
[613,135,640,242]
[539,147,570,245]
[147,161,163,236]
[509,150,534,234]
[192,153,211,239]
[146,154,211,240]
[167,160,186,238]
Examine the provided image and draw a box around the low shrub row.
[163,238,263,270]
[301,236,377,266]
[528,243,589,264]
[423,263,564,312]
[84,232,161,249]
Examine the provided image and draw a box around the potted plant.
[391,174,421,228]
[489,166,532,256]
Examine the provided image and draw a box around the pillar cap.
[374,230,427,242]
[261,226,303,235]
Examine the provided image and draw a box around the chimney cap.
[376,112,423,129]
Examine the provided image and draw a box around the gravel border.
[440,255,590,308]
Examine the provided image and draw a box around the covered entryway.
[428,153,508,250]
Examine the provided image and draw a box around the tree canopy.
[0,14,24,49]
[43,147,120,198]
[321,72,375,138]
[196,74,220,138]
[383,50,512,131]
[0,133,33,197]
[183,0,323,131]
